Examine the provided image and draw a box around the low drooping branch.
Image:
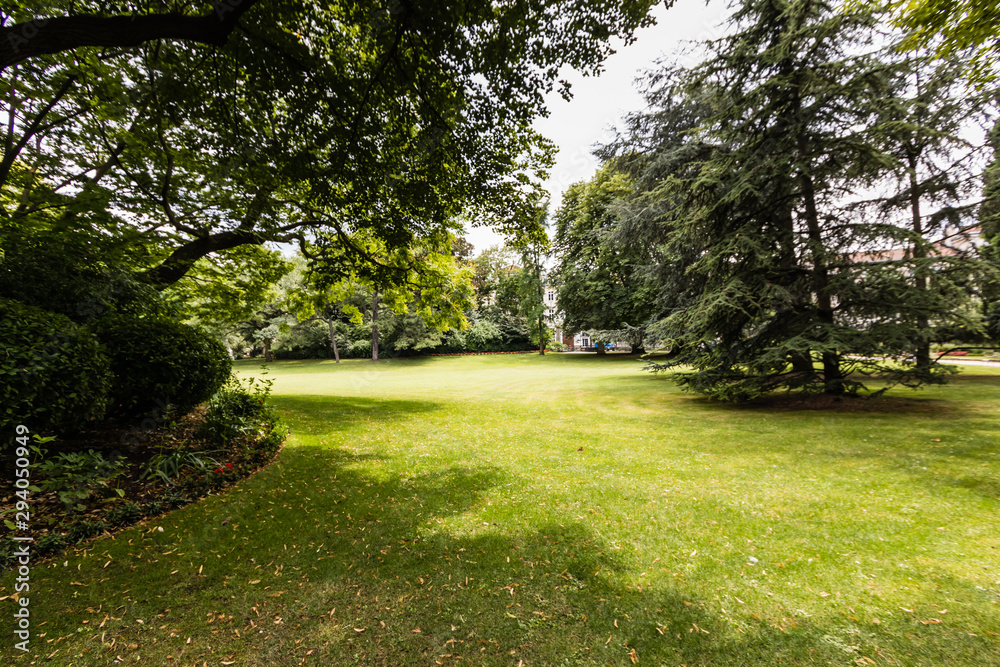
[1,2,261,71]
[140,228,267,289]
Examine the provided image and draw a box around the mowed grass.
[3,354,1000,666]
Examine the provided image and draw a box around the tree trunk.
[798,138,842,394]
[596,341,606,355]
[371,288,380,362]
[908,153,931,372]
[778,205,814,376]
[538,314,545,355]
[790,352,813,374]
[632,345,646,355]
[262,339,273,363]
[328,318,340,363]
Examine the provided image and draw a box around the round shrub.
[0,298,111,432]
[90,316,232,418]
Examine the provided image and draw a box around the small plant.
[106,502,143,526]
[200,373,279,446]
[33,447,127,510]
[162,491,192,509]
[141,447,222,486]
[66,519,108,542]
[143,500,165,516]
[35,532,67,555]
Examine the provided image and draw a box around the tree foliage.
[887,0,1000,83]
[601,0,996,400]
[1,0,659,304]
[552,164,657,352]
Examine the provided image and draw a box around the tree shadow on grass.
[13,445,1000,666]
[700,392,961,415]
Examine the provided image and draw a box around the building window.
[547,291,554,301]
[581,337,590,347]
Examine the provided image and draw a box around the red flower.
[214,467,223,474]
[226,463,233,470]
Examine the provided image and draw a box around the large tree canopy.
[1,1,659,314]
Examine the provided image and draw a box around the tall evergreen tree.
[602,0,992,400]
[854,52,996,372]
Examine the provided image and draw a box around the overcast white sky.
[464,0,732,253]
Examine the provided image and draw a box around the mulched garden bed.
[0,408,286,569]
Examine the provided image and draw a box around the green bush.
[199,375,280,447]
[90,316,232,418]
[66,519,108,542]
[35,532,68,555]
[0,298,112,432]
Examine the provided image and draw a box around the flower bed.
[0,379,286,569]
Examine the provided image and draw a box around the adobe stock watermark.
[11,424,34,653]
[213,0,251,20]
[6,18,49,55]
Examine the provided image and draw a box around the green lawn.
[4,354,1000,666]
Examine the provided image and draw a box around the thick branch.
[1,2,261,71]
[142,190,279,287]
[141,228,266,289]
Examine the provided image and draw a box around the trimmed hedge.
[90,316,231,418]
[0,298,111,432]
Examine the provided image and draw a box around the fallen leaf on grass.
[920,619,942,625]
[629,648,639,663]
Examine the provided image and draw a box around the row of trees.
[549,0,1000,400]
[220,237,560,362]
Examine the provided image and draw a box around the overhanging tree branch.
[1,2,261,71]
[141,227,267,288]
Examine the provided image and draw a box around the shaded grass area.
[2,355,999,666]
